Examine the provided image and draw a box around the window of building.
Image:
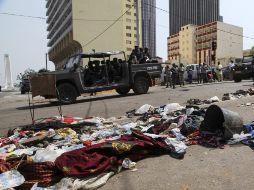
[126,11,131,15]
[127,47,132,51]
[134,27,137,30]
[126,26,131,30]
[126,40,132,44]
[126,18,131,22]
[126,4,132,8]
[126,33,132,37]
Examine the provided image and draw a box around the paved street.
[1,81,254,190]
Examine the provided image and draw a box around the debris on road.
[0,103,253,189]
[187,88,254,106]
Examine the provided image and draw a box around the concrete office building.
[46,0,142,69]
[168,21,243,66]
[197,22,243,65]
[168,24,197,65]
[141,0,156,57]
[169,0,220,35]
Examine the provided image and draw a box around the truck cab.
[233,55,254,82]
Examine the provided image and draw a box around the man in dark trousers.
[170,64,178,89]
[197,63,203,84]
[178,63,185,87]
[165,65,170,88]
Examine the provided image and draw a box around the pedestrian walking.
[178,63,185,87]
[197,63,203,84]
[170,64,178,89]
[216,62,223,82]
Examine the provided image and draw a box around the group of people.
[164,63,185,89]
[128,46,151,64]
[196,62,223,84]
[164,61,225,89]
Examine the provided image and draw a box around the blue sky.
[0,0,254,85]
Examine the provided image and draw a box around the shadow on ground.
[15,93,139,110]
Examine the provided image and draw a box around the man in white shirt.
[216,62,223,82]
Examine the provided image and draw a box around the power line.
[1,4,254,41]
[81,4,135,48]
[0,12,46,20]
[143,2,254,40]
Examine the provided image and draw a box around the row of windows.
[126,33,137,37]
[126,26,137,30]
[126,18,137,23]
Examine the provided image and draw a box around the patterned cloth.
[55,130,170,178]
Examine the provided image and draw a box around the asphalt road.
[0,81,254,190]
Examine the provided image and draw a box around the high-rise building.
[169,0,220,35]
[46,0,142,69]
[141,0,156,57]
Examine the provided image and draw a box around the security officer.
[170,64,178,89]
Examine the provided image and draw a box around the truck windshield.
[65,56,80,68]
[242,56,253,63]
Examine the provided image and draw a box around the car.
[184,64,199,81]
[222,66,234,80]
[233,55,254,82]
[30,51,162,104]
[20,78,30,94]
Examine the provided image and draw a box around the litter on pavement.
[0,102,253,189]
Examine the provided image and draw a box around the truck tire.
[133,76,149,94]
[57,83,78,104]
[233,76,242,83]
[116,87,130,95]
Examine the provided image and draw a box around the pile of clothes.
[187,88,254,106]
[0,103,253,189]
[222,88,254,101]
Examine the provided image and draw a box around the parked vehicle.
[233,55,254,82]
[222,66,234,80]
[30,51,162,104]
[184,64,199,81]
[20,78,30,94]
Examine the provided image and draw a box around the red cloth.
[55,130,169,178]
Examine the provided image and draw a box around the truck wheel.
[133,76,149,94]
[233,76,242,83]
[57,83,78,104]
[116,87,130,95]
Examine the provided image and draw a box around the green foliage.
[250,46,254,55]
[16,68,36,82]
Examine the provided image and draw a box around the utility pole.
[46,53,48,70]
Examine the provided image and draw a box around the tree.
[250,46,254,55]
[16,68,36,83]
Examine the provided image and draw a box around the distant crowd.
[163,61,233,89]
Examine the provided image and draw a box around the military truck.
[30,51,162,104]
[233,55,254,82]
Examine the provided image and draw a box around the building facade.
[168,21,243,66]
[197,22,243,66]
[46,0,142,69]
[169,0,220,35]
[141,0,156,57]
